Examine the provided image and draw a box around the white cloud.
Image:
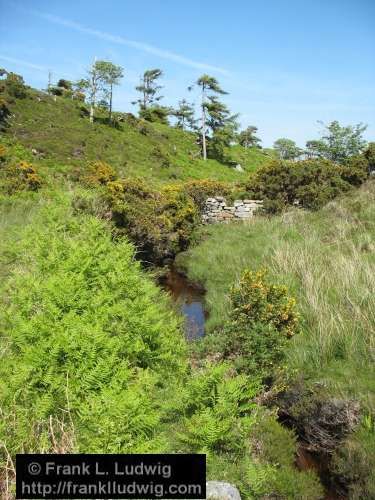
[0,55,47,72]
[35,11,229,76]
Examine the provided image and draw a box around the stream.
[160,265,345,499]
[160,266,207,340]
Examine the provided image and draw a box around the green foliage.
[3,71,28,99]
[139,105,171,124]
[364,142,375,173]
[311,120,368,163]
[0,96,10,128]
[245,158,360,213]
[273,138,302,160]
[341,154,369,186]
[134,69,167,123]
[237,126,262,149]
[246,460,323,499]
[229,269,299,339]
[331,422,375,499]
[105,179,200,263]
[1,160,42,194]
[182,179,231,209]
[172,99,197,130]
[178,181,375,496]
[218,269,299,378]
[0,199,187,456]
[81,160,117,186]
[3,84,264,183]
[208,123,238,163]
[177,362,260,455]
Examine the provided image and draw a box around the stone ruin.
[202,196,263,224]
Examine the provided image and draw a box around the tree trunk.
[109,83,113,123]
[89,61,96,124]
[201,87,207,161]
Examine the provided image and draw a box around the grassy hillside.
[177,181,375,496]
[4,88,271,184]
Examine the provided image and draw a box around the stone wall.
[202,196,263,224]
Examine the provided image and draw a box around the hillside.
[3,87,272,184]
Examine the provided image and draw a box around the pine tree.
[134,69,163,110]
[172,99,197,130]
[238,126,262,148]
[132,69,171,123]
[196,75,226,160]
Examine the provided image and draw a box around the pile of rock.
[202,197,263,224]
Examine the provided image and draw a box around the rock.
[215,196,225,202]
[235,164,243,172]
[206,481,241,500]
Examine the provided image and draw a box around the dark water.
[160,267,206,340]
[296,446,346,500]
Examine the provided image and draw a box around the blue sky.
[1,0,374,146]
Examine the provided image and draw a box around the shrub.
[245,158,357,213]
[81,160,117,187]
[139,105,170,125]
[245,413,324,499]
[1,160,42,194]
[246,460,323,499]
[364,142,375,174]
[4,72,27,99]
[220,269,299,378]
[331,422,375,499]
[152,145,171,168]
[0,97,10,128]
[341,155,369,186]
[105,179,199,263]
[182,179,231,209]
[0,144,7,161]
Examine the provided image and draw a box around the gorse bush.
[181,179,231,209]
[245,157,369,213]
[219,269,299,378]
[82,160,117,186]
[230,269,299,338]
[102,177,233,263]
[1,160,42,194]
[105,178,201,263]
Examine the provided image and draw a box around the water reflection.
[161,267,206,340]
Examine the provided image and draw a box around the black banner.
[16,454,206,499]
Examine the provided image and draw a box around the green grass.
[178,181,375,402]
[4,90,271,185]
[178,181,375,495]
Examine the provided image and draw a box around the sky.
[0,0,374,147]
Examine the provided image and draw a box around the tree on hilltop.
[273,138,302,160]
[85,60,124,123]
[238,126,262,148]
[195,74,227,160]
[95,61,124,122]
